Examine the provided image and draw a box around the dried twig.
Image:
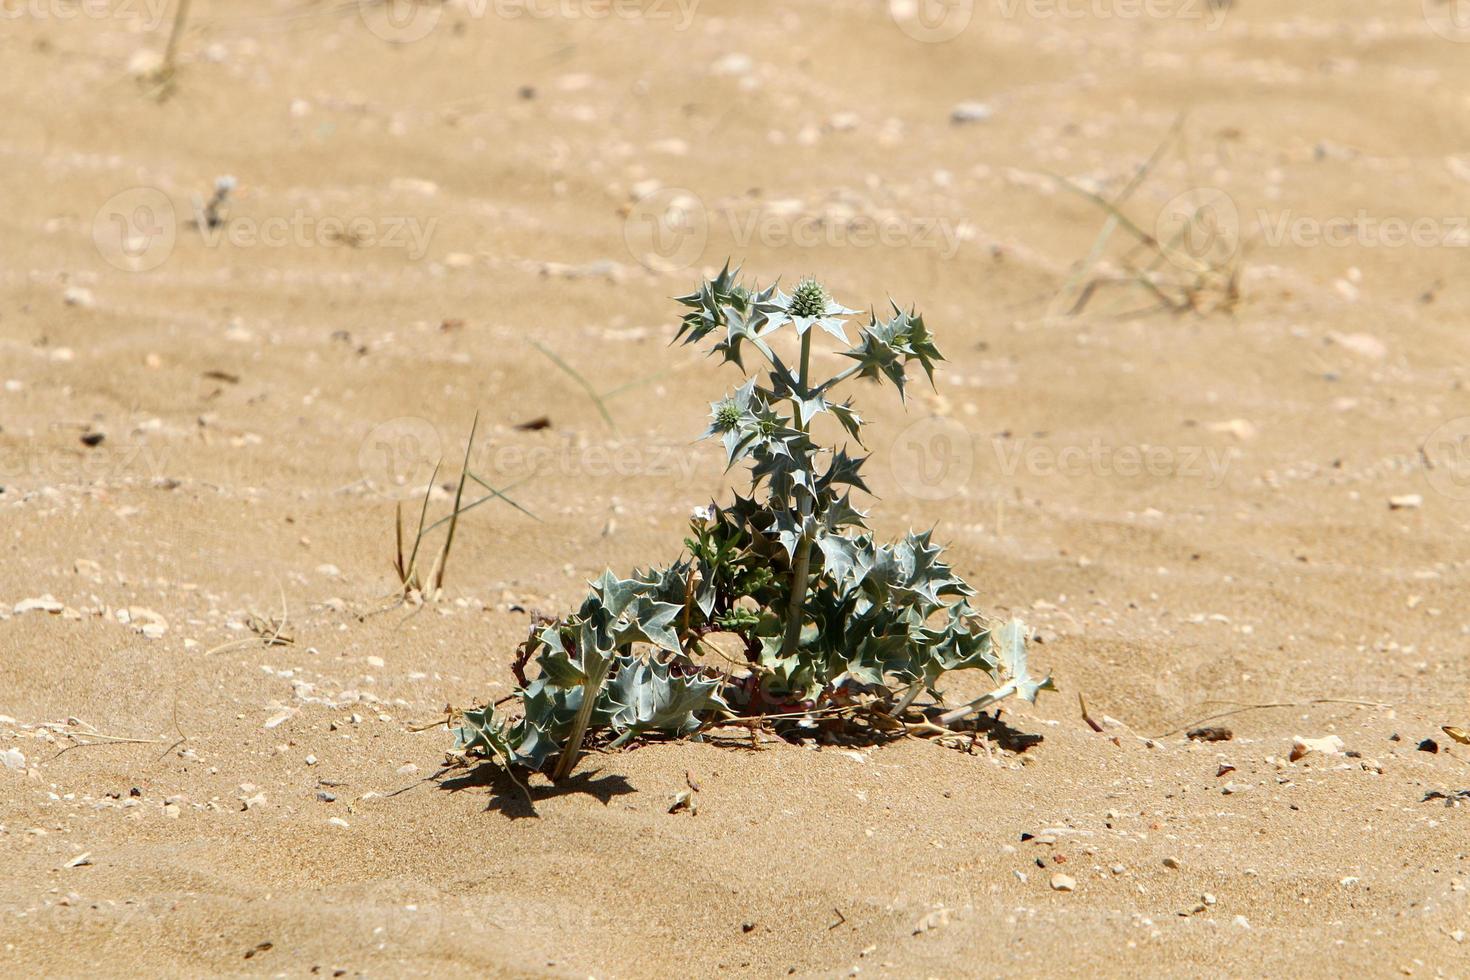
[1049,118,1242,318]
[1078,692,1105,733]
[1154,698,1390,739]
[157,693,190,760]
[49,727,165,761]
[205,593,293,655]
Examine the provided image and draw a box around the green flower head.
[714,400,743,430]
[788,277,828,318]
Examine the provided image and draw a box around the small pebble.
[1327,331,1386,360]
[711,52,752,76]
[950,101,993,124]
[1291,734,1345,761]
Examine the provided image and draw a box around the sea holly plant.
[456,266,1052,782]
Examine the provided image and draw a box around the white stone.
[950,102,993,124]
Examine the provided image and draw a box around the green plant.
[456,266,1051,781]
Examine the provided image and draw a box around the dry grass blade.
[1051,116,1184,317]
[464,471,541,522]
[417,475,537,537]
[527,340,669,432]
[529,339,616,430]
[432,412,479,593]
[387,419,538,602]
[397,458,442,593]
[139,0,193,101]
[1049,119,1243,318]
[394,500,408,583]
[246,588,293,647]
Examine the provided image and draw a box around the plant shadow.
[438,763,636,819]
[968,712,1045,753]
[704,709,1044,754]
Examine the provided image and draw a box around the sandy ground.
[3,0,1470,976]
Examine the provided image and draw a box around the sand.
[3,1,1470,976]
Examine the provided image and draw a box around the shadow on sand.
[438,763,636,818]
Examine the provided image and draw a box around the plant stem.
[891,679,924,716]
[798,328,813,393]
[551,656,612,781]
[780,535,812,658]
[818,363,861,392]
[780,329,816,659]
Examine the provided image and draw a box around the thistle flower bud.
[788,277,828,318]
[714,401,742,430]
